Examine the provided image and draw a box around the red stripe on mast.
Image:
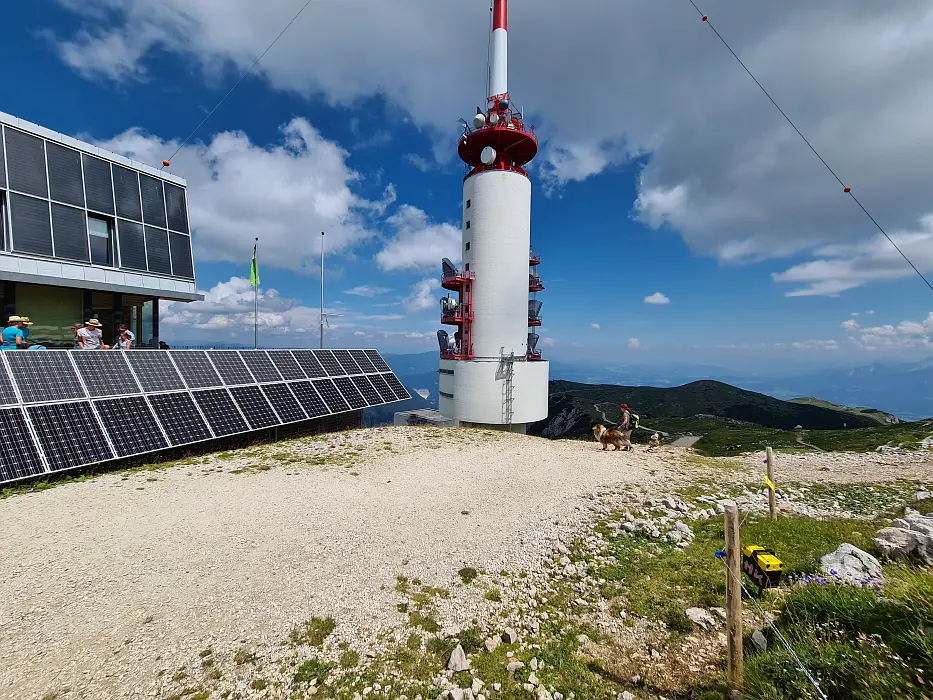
[493,0,508,31]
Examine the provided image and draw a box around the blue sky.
[5,1,933,370]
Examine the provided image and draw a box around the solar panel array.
[0,349,409,486]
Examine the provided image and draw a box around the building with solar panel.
[0,111,201,348]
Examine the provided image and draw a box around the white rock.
[502,628,518,644]
[506,661,525,673]
[471,679,484,695]
[448,644,471,673]
[819,544,884,583]
[528,672,540,686]
[685,607,717,631]
[751,630,768,652]
[492,684,502,692]
[484,637,500,653]
[618,693,635,700]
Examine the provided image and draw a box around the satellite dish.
[472,113,486,129]
[498,99,509,111]
[488,112,500,125]
[481,146,497,165]
[437,330,450,352]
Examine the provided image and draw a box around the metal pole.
[254,237,258,350]
[724,501,744,698]
[320,231,325,349]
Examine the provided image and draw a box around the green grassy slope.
[789,397,899,425]
[538,379,879,432]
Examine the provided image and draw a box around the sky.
[4,0,933,371]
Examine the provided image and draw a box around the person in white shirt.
[77,319,108,350]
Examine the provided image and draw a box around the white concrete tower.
[437,0,549,433]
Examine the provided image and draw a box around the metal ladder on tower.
[497,347,515,430]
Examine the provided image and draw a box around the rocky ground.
[0,427,930,700]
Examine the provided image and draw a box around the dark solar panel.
[0,360,20,406]
[239,351,281,383]
[6,351,86,403]
[94,397,169,457]
[267,351,305,380]
[334,376,367,409]
[261,384,307,423]
[0,408,45,481]
[292,350,327,378]
[288,381,329,418]
[207,351,255,386]
[365,350,392,373]
[382,373,411,400]
[367,373,398,404]
[230,386,280,429]
[349,350,378,373]
[27,402,113,470]
[332,349,362,375]
[352,376,383,405]
[311,379,351,413]
[148,393,213,446]
[312,350,344,377]
[192,389,249,436]
[125,351,186,392]
[71,352,141,397]
[169,351,223,389]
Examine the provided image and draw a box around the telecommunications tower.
[436,0,549,433]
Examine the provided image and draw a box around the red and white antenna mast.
[490,0,509,98]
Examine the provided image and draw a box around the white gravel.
[2,426,929,699]
[0,427,663,700]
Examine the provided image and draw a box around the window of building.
[466,199,471,209]
[88,215,114,266]
[465,241,471,251]
[0,192,6,251]
[439,390,454,399]
[465,263,470,272]
[465,221,471,230]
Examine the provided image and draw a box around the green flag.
[250,242,260,287]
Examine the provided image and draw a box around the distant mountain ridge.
[530,379,881,439]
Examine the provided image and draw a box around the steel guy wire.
[687,0,933,294]
[161,0,315,169]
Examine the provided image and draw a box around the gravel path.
[0,427,665,700]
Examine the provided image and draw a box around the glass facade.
[0,123,194,280]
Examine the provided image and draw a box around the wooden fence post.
[724,501,744,699]
[766,446,777,521]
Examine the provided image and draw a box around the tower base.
[438,357,548,427]
[460,421,527,435]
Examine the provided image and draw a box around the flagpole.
[253,237,259,349]
[320,231,325,349]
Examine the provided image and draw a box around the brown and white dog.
[593,424,626,451]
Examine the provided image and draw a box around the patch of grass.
[288,616,336,647]
[719,567,933,700]
[249,679,268,691]
[406,633,422,650]
[339,649,360,668]
[484,588,502,602]
[909,496,933,516]
[596,514,882,631]
[458,567,478,584]
[408,611,440,633]
[198,648,212,658]
[233,649,256,665]
[293,658,336,685]
[396,602,409,613]
[171,670,187,682]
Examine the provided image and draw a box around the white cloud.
[50,1,933,282]
[643,292,671,305]
[542,337,555,348]
[344,285,391,297]
[627,338,643,350]
[840,318,860,332]
[865,309,875,315]
[402,277,440,313]
[405,154,435,172]
[375,205,460,272]
[590,323,601,330]
[772,216,933,296]
[850,311,933,351]
[94,118,395,274]
[789,339,840,351]
[162,276,414,345]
